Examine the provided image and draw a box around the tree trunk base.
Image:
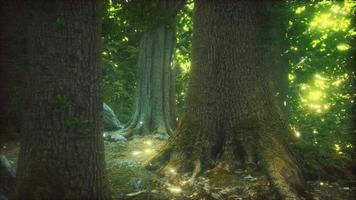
[120,125,169,140]
[146,117,307,200]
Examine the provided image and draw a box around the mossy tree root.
[146,117,306,200]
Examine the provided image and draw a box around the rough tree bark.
[148,1,306,199]
[267,1,290,120]
[121,0,183,138]
[0,0,26,142]
[15,0,111,199]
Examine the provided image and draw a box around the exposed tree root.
[190,159,202,182]
[119,124,144,139]
[120,123,169,140]
[146,117,307,200]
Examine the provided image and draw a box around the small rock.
[211,192,223,200]
[243,175,257,181]
[104,131,127,142]
[227,194,242,200]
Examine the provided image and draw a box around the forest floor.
[1,136,355,200]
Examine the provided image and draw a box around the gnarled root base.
[119,123,169,140]
[146,117,307,200]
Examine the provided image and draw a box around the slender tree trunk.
[122,0,183,138]
[16,1,111,199]
[149,1,305,199]
[351,32,356,176]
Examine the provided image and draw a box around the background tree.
[149,1,306,199]
[101,0,193,123]
[15,1,111,199]
[120,0,184,138]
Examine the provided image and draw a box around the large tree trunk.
[148,1,305,199]
[121,0,183,138]
[267,1,290,119]
[15,0,111,199]
[0,0,26,143]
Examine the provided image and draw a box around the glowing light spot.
[348,29,356,36]
[132,150,142,156]
[314,74,322,79]
[314,77,328,89]
[167,167,177,175]
[308,90,323,101]
[323,104,330,110]
[311,39,320,48]
[295,6,306,14]
[291,46,298,51]
[144,140,153,146]
[144,148,153,154]
[331,5,342,14]
[180,61,191,74]
[334,144,341,152]
[180,179,191,185]
[167,186,182,193]
[320,182,324,186]
[332,79,342,86]
[309,11,351,32]
[122,36,129,42]
[337,43,350,51]
[295,131,301,138]
[139,121,143,125]
[290,126,301,138]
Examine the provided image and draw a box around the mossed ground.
[1,138,355,200]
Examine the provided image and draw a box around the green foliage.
[175,1,193,116]
[286,0,355,177]
[115,0,179,31]
[101,0,141,123]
